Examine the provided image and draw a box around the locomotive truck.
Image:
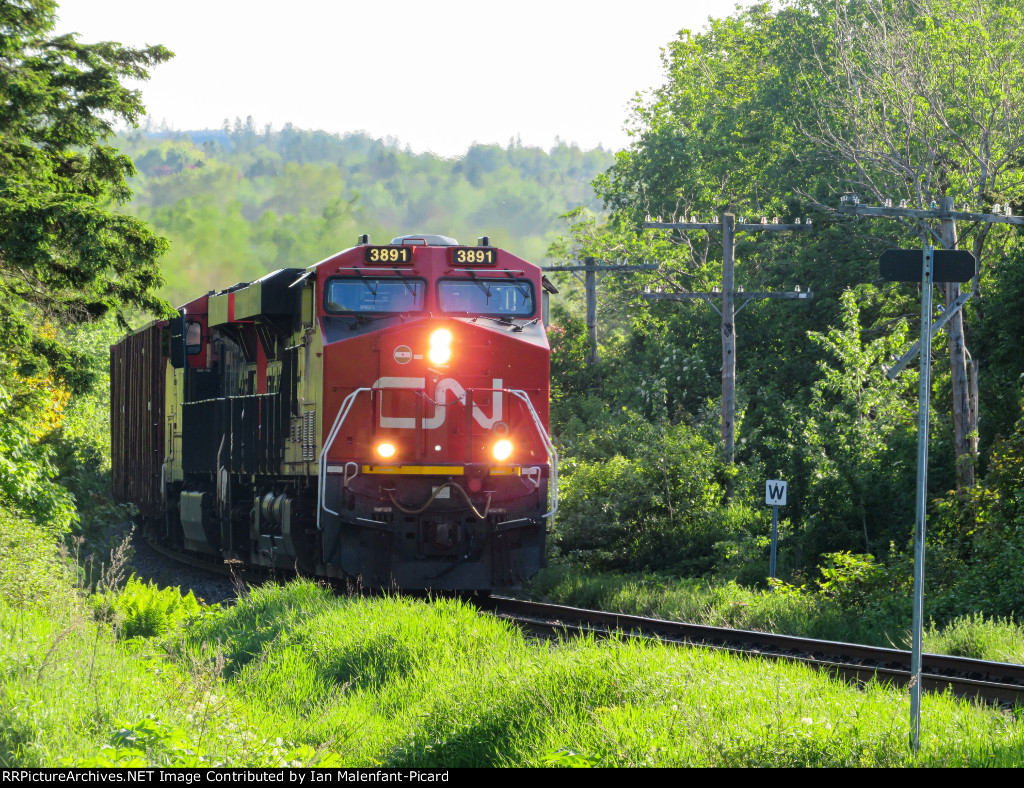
[111,234,558,590]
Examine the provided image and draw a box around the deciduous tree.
[803,0,1024,486]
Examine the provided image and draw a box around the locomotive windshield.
[438,279,535,317]
[325,277,426,313]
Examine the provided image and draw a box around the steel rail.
[479,596,1024,706]
[142,532,272,587]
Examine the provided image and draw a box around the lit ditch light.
[493,439,513,461]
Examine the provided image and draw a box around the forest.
[114,123,613,306]
[544,0,1024,627]
[3,0,1024,635]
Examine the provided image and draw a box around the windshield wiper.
[470,279,492,299]
[511,280,531,301]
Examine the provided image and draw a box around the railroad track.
[143,536,1024,706]
[140,532,280,591]
[477,596,1024,706]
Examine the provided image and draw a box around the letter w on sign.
[765,480,787,506]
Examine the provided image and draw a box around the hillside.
[114,123,615,306]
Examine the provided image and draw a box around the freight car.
[111,234,558,590]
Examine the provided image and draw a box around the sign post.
[765,480,787,585]
[908,245,934,753]
[840,196,1021,753]
[877,242,961,752]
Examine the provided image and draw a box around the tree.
[804,0,1024,216]
[0,0,173,399]
[783,290,918,558]
[802,0,1024,486]
[570,0,1024,496]
[565,2,868,465]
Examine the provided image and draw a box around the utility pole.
[542,257,659,366]
[643,213,813,465]
[940,205,973,486]
[839,196,1024,488]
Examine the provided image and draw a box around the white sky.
[53,0,754,158]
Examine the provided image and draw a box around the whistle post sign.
[765,480,787,506]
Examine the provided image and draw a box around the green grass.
[522,565,1024,664]
[524,564,883,641]
[925,613,1024,664]
[5,577,1024,767]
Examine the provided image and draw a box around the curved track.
[478,596,1024,706]
[145,537,1024,706]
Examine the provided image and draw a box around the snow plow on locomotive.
[111,234,558,590]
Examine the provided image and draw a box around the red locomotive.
[111,234,558,590]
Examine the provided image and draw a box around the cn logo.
[372,377,503,430]
[765,480,788,506]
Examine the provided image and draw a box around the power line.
[542,257,659,366]
[838,196,1024,488]
[644,213,813,466]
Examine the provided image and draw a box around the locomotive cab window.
[324,277,426,314]
[438,279,535,317]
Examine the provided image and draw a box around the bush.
[96,576,207,640]
[926,401,1024,622]
[554,416,743,574]
[925,613,1024,663]
[0,384,76,535]
[0,506,73,608]
[50,318,135,553]
[711,503,783,586]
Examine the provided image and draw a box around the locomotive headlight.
[493,439,513,461]
[376,442,397,459]
[428,328,453,365]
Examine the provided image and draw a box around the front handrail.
[506,389,558,519]
[316,385,558,530]
[317,387,371,530]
